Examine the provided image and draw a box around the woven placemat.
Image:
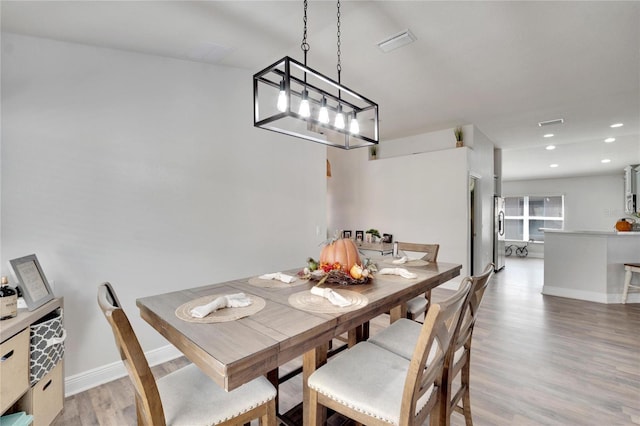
[247,276,308,288]
[382,258,430,267]
[288,289,368,314]
[175,294,266,323]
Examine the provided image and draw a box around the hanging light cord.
[336,0,341,84]
[301,0,310,68]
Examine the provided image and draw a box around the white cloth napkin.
[392,256,409,264]
[378,267,418,279]
[190,293,252,318]
[310,286,352,307]
[259,272,296,283]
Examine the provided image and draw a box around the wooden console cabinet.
[0,298,64,425]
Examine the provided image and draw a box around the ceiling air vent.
[538,118,564,127]
[377,30,416,53]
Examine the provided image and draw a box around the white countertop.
[543,229,640,236]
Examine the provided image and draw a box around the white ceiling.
[2,1,639,181]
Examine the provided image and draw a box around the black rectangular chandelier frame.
[253,56,379,149]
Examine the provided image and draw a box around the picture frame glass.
[10,254,54,311]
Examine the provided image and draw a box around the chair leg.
[461,356,473,426]
[261,398,276,426]
[429,389,442,426]
[307,387,323,426]
[439,370,452,426]
[623,268,632,304]
[135,395,147,426]
[304,345,328,426]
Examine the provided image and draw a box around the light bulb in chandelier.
[276,80,287,112]
[335,105,345,129]
[318,97,330,124]
[299,90,311,118]
[349,112,360,134]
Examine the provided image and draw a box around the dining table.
[136,260,461,426]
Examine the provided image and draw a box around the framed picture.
[355,230,364,241]
[10,254,54,311]
[382,233,393,243]
[342,230,352,239]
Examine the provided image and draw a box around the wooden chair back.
[97,282,166,426]
[454,263,494,349]
[399,279,472,426]
[440,262,494,425]
[397,242,440,262]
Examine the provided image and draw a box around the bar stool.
[622,263,640,304]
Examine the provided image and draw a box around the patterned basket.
[30,308,65,385]
[312,270,371,286]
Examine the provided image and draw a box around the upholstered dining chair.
[397,242,440,321]
[97,282,276,426]
[307,278,471,426]
[368,263,494,426]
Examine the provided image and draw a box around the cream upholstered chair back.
[98,282,166,425]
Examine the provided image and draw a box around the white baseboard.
[542,286,640,304]
[64,344,182,397]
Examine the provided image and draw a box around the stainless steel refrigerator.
[494,196,505,271]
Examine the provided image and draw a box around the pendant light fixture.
[253,0,379,149]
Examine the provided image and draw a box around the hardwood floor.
[53,258,640,425]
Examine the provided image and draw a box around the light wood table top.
[136,261,461,394]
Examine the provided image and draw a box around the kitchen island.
[543,229,640,303]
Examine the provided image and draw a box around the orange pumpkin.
[615,218,632,232]
[320,238,361,273]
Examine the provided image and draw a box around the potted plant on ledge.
[455,127,464,148]
[365,229,381,243]
[369,145,377,160]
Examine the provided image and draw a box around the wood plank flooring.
[52,258,640,425]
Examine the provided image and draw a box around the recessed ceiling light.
[604,137,615,143]
[601,159,611,163]
[543,133,554,138]
[550,164,559,168]
[610,123,623,128]
[546,145,556,150]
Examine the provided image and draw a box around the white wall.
[328,125,495,281]
[1,34,327,383]
[503,173,625,232]
[377,124,474,159]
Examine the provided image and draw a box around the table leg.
[389,304,407,323]
[303,343,328,426]
[347,322,370,347]
[266,368,279,413]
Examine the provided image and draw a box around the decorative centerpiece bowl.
[298,237,377,285]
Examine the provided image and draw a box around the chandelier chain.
[336,0,342,81]
[301,0,310,66]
